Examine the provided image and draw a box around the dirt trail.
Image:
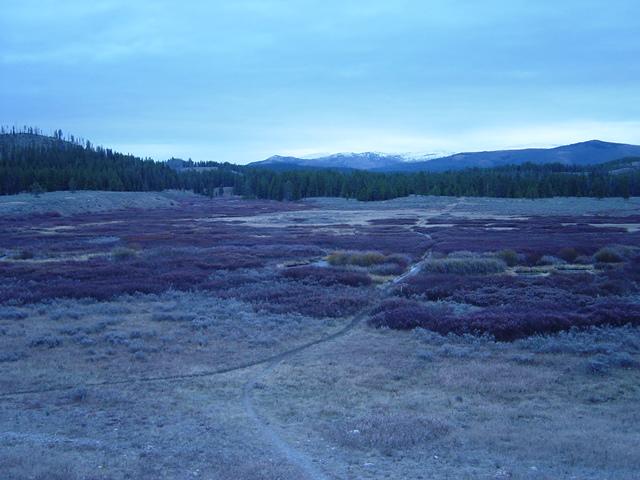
[1,202,456,478]
[0,275,416,399]
[0,203,457,401]
[237,202,461,479]
[0,324,362,398]
[240,243,438,480]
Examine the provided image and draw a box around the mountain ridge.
[249,140,640,172]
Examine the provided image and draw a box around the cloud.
[1,0,639,162]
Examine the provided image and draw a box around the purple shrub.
[427,216,637,259]
[557,247,579,263]
[593,247,623,263]
[370,298,640,341]
[422,257,507,275]
[2,199,638,346]
[495,249,519,267]
[385,253,411,268]
[29,334,63,348]
[370,263,406,276]
[281,266,372,287]
[214,278,374,318]
[397,269,636,307]
[369,299,453,331]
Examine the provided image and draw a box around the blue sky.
[1,0,639,164]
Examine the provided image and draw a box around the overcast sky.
[1,0,639,163]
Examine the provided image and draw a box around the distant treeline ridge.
[1,130,638,200]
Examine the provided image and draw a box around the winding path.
[237,201,465,479]
[2,202,464,477]
[1,235,439,480]
[240,242,437,480]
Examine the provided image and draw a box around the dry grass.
[0,291,344,393]
[253,325,640,479]
[2,193,640,479]
[422,256,507,275]
[327,250,387,267]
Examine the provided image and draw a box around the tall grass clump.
[422,257,507,275]
[495,249,519,267]
[327,250,387,267]
[593,245,635,263]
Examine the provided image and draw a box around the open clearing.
[1,192,639,479]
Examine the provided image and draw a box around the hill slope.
[0,133,179,195]
[0,132,246,197]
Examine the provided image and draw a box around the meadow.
[1,192,639,479]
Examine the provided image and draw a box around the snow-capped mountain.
[250,151,451,171]
[248,141,640,172]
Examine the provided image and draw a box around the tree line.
[237,162,638,201]
[1,131,638,200]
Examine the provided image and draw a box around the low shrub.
[437,344,474,358]
[447,250,476,258]
[594,247,623,263]
[608,352,639,368]
[69,387,88,402]
[103,332,129,346]
[111,247,137,261]
[74,335,96,347]
[558,247,579,263]
[537,255,566,266]
[327,250,387,267]
[133,351,148,362]
[422,257,507,275]
[525,252,544,266]
[509,353,537,365]
[582,352,638,375]
[369,299,453,331]
[0,351,26,362]
[385,253,411,268]
[29,335,63,348]
[515,325,640,355]
[575,255,592,264]
[397,270,635,306]
[370,263,406,276]
[281,266,372,287]
[0,307,28,320]
[593,245,636,263]
[459,301,640,341]
[217,278,374,318]
[496,249,519,267]
[151,312,196,322]
[12,250,34,260]
[584,355,611,375]
[371,296,640,341]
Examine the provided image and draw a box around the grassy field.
[1,192,639,479]
[0,190,200,217]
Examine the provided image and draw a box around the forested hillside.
[0,131,240,196]
[1,130,638,200]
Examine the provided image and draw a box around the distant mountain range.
[249,140,640,172]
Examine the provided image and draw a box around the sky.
[1,0,639,164]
